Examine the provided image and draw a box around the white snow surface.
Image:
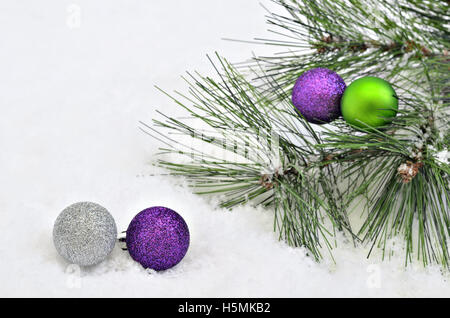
[1,0,449,298]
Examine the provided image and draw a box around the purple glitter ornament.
[292,68,346,124]
[126,207,190,271]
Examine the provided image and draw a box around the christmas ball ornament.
[53,202,117,266]
[292,68,346,124]
[126,206,190,271]
[341,76,398,129]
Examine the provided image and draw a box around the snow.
[433,149,449,166]
[1,0,449,298]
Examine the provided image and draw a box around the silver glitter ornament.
[53,202,117,266]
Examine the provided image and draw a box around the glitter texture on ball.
[53,202,117,266]
[126,207,190,271]
[292,68,346,124]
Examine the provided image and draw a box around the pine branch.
[146,54,355,261]
[317,57,450,266]
[248,0,449,100]
[147,0,449,267]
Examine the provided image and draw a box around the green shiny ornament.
[341,77,398,130]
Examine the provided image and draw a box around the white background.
[0,0,448,297]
